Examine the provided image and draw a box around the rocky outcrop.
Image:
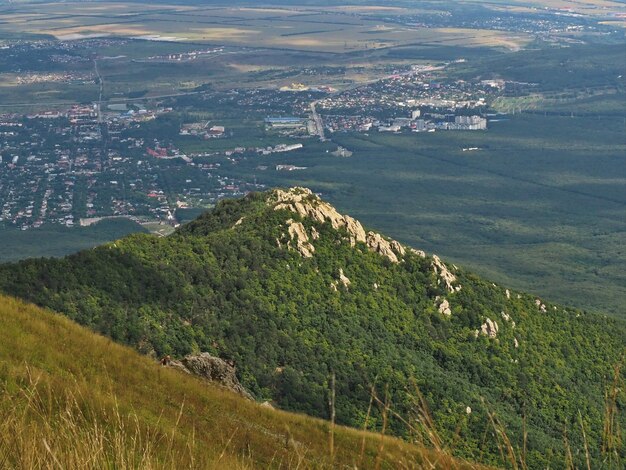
[331,268,351,291]
[478,318,499,338]
[286,219,315,258]
[410,248,426,258]
[365,231,407,263]
[310,226,320,240]
[272,188,366,246]
[271,188,439,266]
[338,268,351,288]
[432,255,460,293]
[168,353,252,399]
[437,298,452,316]
[271,188,413,262]
[500,311,516,328]
[535,299,547,313]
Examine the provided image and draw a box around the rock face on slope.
[272,188,367,246]
[478,318,499,338]
[432,255,460,293]
[286,219,315,258]
[271,188,413,264]
[270,187,462,294]
[365,231,405,263]
[168,353,253,399]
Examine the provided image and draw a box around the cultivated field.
[0,2,531,52]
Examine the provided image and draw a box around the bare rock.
[478,318,499,338]
[410,248,426,258]
[338,268,351,289]
[286,219,315,258]
[437,298,452,316]
[167,352,253,399]
[272,188,417,262]
[390,240,406,257]
[501,311,516,328]
[432,255,460,293]
[366,231,400,263]
[310,226,320,240]
[272,188,366,246]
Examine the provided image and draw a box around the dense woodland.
[0,190,624,469]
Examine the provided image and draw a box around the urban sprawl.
[1,60,524,231]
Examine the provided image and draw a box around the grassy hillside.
[0,294,474,469]
[0,188,623,469]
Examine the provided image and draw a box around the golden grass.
[0,293,621,469]
[0,295,480,469]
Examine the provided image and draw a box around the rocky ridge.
[270,187,462,295]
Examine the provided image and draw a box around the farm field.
[0,219,146,262]
[0,2,532,52]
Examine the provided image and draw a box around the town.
[1,60,523,231]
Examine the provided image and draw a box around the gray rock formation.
[366,231,404,263]
[437,298,452,316]
[272,188,366,246]
[286,219,315,258]
[410,248,426,258]
[168,353,252,399]
[338,268,351,288]
[478,318,499,338]
[271,188,409,262]
[331,268,351,291]
[432,255,460,293]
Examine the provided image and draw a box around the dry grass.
[1,293,620,468]
[0,295,474,469]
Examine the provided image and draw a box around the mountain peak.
[268,187,459,291]
[269,187,412,262]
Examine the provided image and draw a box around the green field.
[0,219,146,262]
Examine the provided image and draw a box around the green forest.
[0,189,623,469]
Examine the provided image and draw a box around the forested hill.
[0,187,624,469]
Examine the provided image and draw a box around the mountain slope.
[0,187,624,468]
[0,294,462,469]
